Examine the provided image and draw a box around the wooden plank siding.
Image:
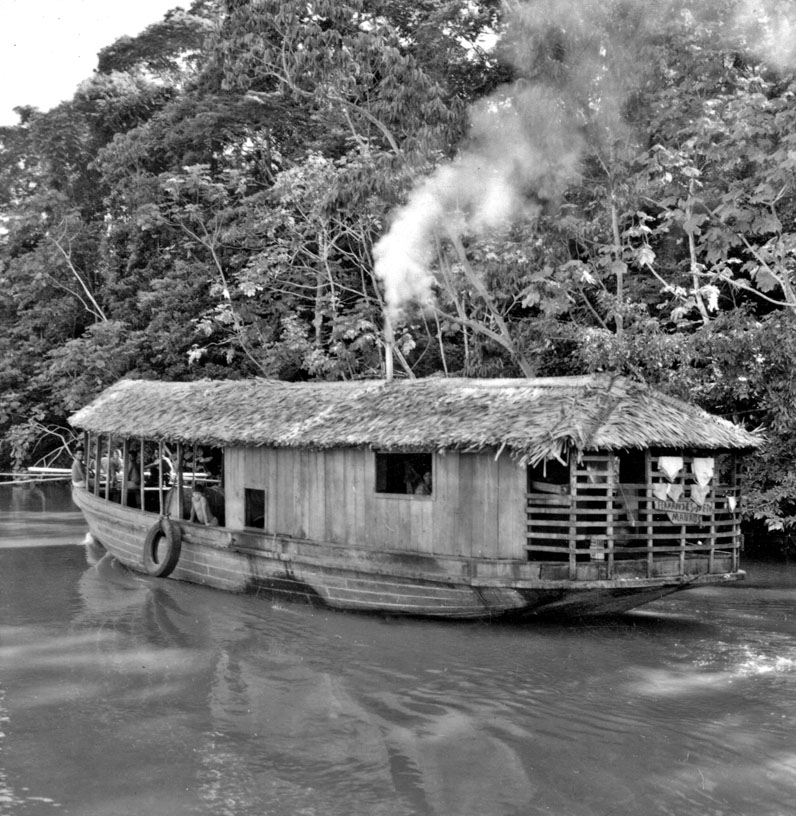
[475,453,498,558]
[305,447,326,541]
[224,445,527,559]
[435,451,460,551]
[325,449,347,545]
[497,452,529,559]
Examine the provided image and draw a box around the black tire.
[143,517,182,578]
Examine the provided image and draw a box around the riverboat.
[69,375,760,618]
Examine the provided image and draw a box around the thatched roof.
[69,375,761,465]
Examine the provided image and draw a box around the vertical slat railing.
[121,438,129,508]
[678,464,686,576]
[645,451,654,577]
[94,434,102,497]
[569,458,577,579]
[606,454,615,578]
[176,442,184,519]
[158,440,164,515]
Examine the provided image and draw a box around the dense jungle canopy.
[2,0,796,537]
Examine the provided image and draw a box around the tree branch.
[47,228,107,322]
[444,228,535,377]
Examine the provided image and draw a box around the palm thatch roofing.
[69,375,761,466]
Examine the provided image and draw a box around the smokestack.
[383,310,395,381]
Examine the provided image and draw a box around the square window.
[375,452,432,495]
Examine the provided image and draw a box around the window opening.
[245,488,266,528]
[375,452,432,495]
[527,457,569,492]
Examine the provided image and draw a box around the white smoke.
[374,86,582,322]
[373,0,796,323]
[732,0,796,71]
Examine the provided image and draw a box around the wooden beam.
[158,440,164,515]
[569,454,577,580]
[176,442,184,520]
[121,438,129,507]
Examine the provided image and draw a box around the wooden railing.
[525,452,743,580]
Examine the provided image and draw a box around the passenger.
[414,471,432,495]
[107,449,123,487]
[161,452,175,485]
[147,453,175,487]
[190,484,219,526]
[126,450,141,507]
[71,449,86,488]
[404,462,419,494]
[194,447,212,479]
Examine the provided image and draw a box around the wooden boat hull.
[72,488,744,620]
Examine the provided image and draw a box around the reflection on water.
[2,484,796,815]
[0,478,76,548]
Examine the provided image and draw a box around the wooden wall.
[224,446,527,559]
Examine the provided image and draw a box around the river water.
[1,483,795,816]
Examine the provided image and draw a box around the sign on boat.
[68,374,761,619]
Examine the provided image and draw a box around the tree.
[0,4,227,468]
[4,0,796,541]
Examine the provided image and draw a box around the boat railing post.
[85,432,93,492]
[645,451,653,578]
[708,473,717,573]
[678,460,687,575]
[139,437,145,510]
[607,455,615,579]
[733,456,741,572]
[176,442,184,519]
[569,454,577,580]
[679,527,686,575]
[94,434,102,498]
[102,435,108,501]
[121,438,129,508]
[82,431,89,487]
[158,440,164,515]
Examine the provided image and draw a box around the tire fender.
[143,517,182,578]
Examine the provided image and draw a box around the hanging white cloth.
[653,483,669,501]
[692,457,715,487]
[658,456,684,482]
[667,483,684,502]
[727,495,737,512]
[691,484,710,506]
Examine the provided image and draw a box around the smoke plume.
[732,0,796,71]
[373,0,796,323]
[374,85,582,322]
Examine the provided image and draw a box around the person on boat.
[106,448,123,487]
[193,447,213,479]
[125,450,141,507]
[147,452,175,487]
[403,461,420,494]
[163,451,176,484]
[414,471,432,495]
[190,483,219,526]
[71,449,86,488]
